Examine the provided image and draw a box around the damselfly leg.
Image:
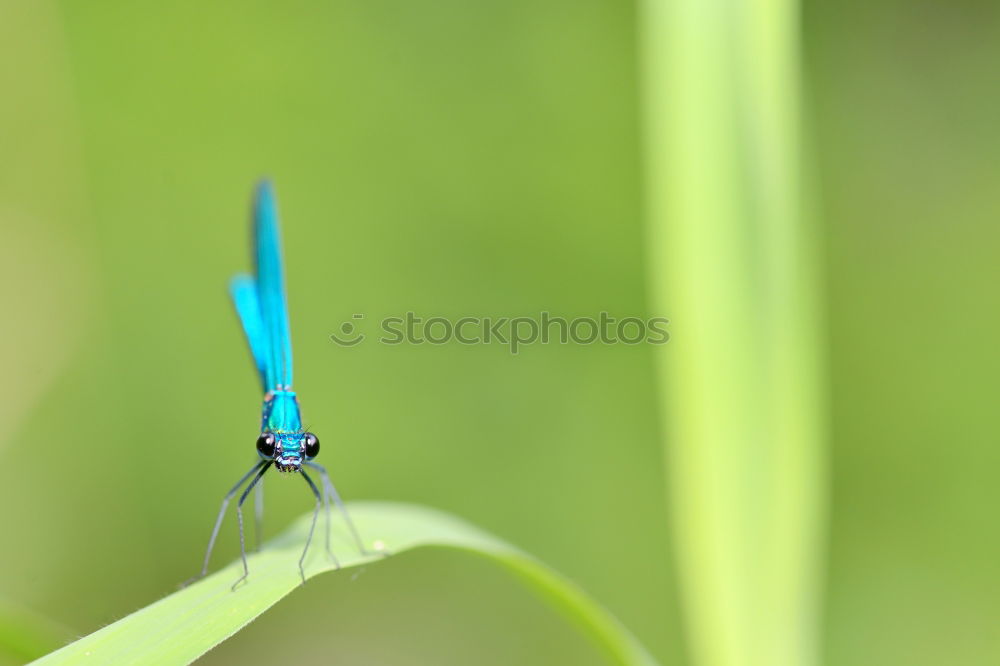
[254,479,264,552]
[232,461,272,590]
[298,470,325,583]
[305,461,384,557]
[184,460,267,588]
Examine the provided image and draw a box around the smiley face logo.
[330,313,366,346]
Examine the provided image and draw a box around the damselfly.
[193,181,372,589]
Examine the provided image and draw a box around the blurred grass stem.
[640,1,826,665]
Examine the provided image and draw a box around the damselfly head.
[255,431,320,473]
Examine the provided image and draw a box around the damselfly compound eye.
[256,433,276,457]
[304,432,320,458]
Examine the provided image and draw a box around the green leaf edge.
[31,502,659,666]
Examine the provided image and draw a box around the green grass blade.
[32,502,659,666]
[640,0,826,665]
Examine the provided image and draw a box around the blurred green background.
[1,1,997,665]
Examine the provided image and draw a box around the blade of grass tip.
[639,1,827,665]
[31,502,660,666]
